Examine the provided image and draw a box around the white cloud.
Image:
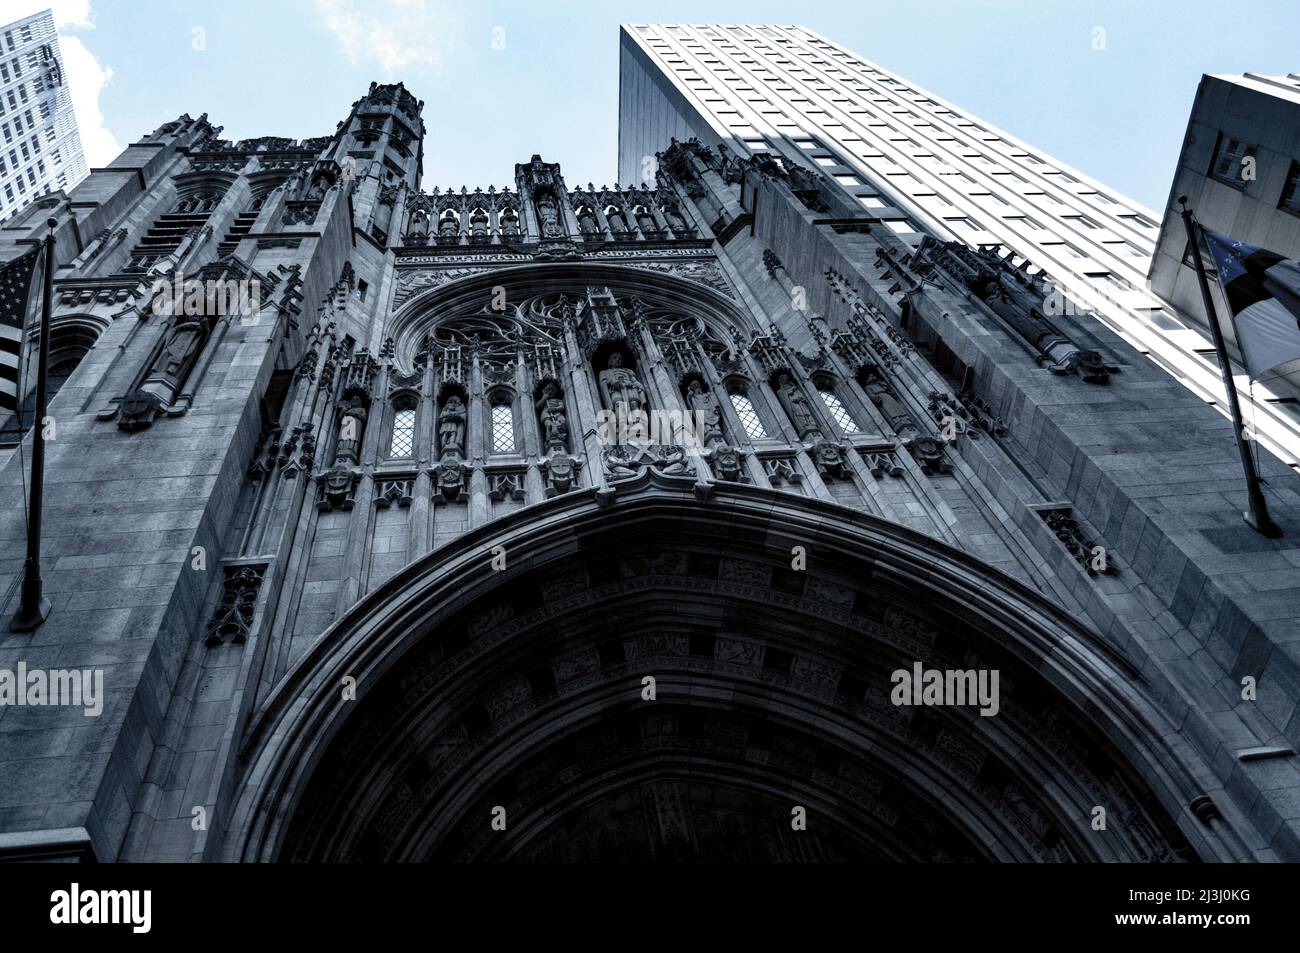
[8,1,95,30]
[316,0,450,75]
[7,0,122,169]
[59,34,120,168]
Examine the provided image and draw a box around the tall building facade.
[617,24,1300,472]
[0,9,88,222]
[1148,73,1300,402]
[0,69,1298,859]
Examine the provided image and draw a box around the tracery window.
[389,405,416,457]
[819,388,859,433]
[491,403,515,453]
[730,392,767,439]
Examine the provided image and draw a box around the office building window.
[1208,132,1256,187]
[1279,160,1300,216]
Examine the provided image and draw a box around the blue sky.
[19,0,1300,210]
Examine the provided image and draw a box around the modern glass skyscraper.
[617,23,1300,470]
[0,9,89,221]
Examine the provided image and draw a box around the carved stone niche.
[204,564,267,648]
[541,450,581,497]
[435,385,468,460]
[860,445,906,479]
[488,471,527,503]
[115,293,223,431]
[374,476,415,509]
[576,286,629,359]
[763,456,803,487]
[281,201,321,227]
[534,379,570,454]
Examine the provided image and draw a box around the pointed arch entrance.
[218,471,1245,862]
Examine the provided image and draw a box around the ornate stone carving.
[375,477,414,508]
[707,444,746,482]
[433,456,466,503]
[316,349,375,510]
[282,201,321,227]
[857,361,920,438]
[392,267,491,308]
[774,371,820,439]
[598,351,647,417]
[316,466,359,510]
[763,456,803,486]
[623,260,734,300]
[535,381,569,452]
[813,440,849,481]
[437,394,467,457]
[488,471,526,502]
[928,391,1007,440]
[541,450,580,496]
[602,444,689,481]
[906,435,950,475]
[895,239,1118,384]
[861,445,906,478]
[1041,508,1117,576]
[576,286,629,358]
[205,565,266,647]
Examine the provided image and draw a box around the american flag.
[0,245,41,415]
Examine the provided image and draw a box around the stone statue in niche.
[157,315,208,381]
[598,352,647,417]
[635,206,658,234]
[438,395,466,457]
[117,312,215,430]
[469,207,489,238]
[305,175,328,202]
[775,372,818,438]
[335,396,368,464]
[536,382,569,451]
[606,206,629,235]
[407,208,429,242]
[685,379,724,446]
[859,363,919,438]
[535,193,563,238]
[576,207,599,237]
[500,207,520,237]
[661,200,688,234]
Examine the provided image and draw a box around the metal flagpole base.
[1242,510,1283,539]
[10,595,51,632]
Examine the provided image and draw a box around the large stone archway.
[216,471,1247,862]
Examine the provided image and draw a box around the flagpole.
[1177,198,1282,538]
[10,219,57,631]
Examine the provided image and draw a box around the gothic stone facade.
[0,83,1298,861]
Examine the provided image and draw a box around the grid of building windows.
[0,10,88,221]
[618,25,1300,468]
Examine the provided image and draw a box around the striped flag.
[0,245,41,415]
[1203,230,1300,379]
